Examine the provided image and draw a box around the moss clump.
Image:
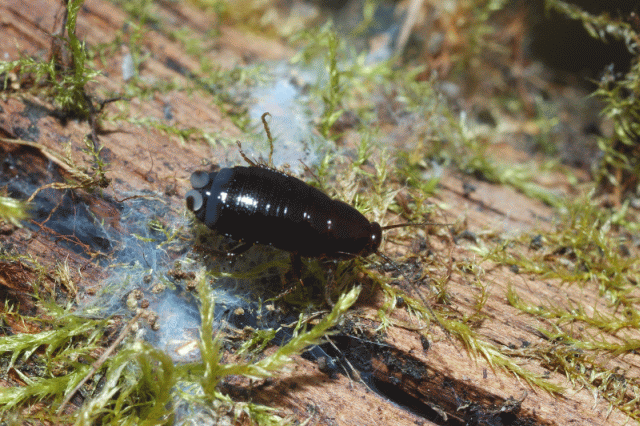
[492,192,637,303]
[593,61,640,201]
[485,190,640,420]
[0,195,28,226]
[0,264,361,424]
[545,0,640,201]
[0,0,100,118]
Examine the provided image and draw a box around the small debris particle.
[151,283,166,294]
[530,234,544,250]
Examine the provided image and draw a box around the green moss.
[0,0,100,118]
[301,130,568,394]
[508,288,640,420]
[0,195,28,226]
[545,0,640,199]
[0,313,111,415]
[0,264,360,423]
[451,0,511,74]
[483,187,640,420]
[490,192,637,302]
[319,27,344,139]
[593,60,640,197]
[113,0,161,32]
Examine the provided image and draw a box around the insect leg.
[225,241,253,260]
[193,241,253,260]
[193,244,233,258]
[270,253,304,301]
[289,252,303,284]
[323,262,337,308]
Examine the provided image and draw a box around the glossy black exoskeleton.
[185,166,382,265]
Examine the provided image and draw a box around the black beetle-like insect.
[185,164,384,275]
[186,108,449,329]
[184,133,441,273]
[185,117,439,300]
[184,141,451,337]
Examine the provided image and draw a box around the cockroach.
[185,143,455,344]
[185,156,456,343]
[186,163,387,267]
[194,118,443,282]
[185,143,440,295]
[187,114,452,338]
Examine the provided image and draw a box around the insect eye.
[190,171,211,189]
[186,190,204,212]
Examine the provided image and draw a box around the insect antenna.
[381,221,451,231]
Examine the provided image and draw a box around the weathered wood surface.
[1,1,637,425]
